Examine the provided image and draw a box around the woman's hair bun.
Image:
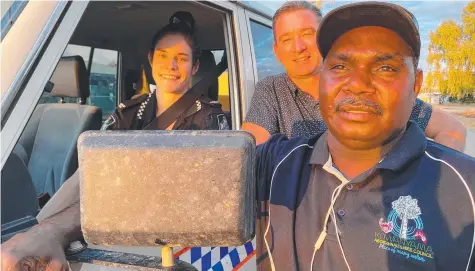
[150,11,200,64]
[169,11,195,33]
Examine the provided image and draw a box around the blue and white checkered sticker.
[174,239,256,270]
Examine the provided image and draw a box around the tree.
[314,0,335,9]
[425,1,475,99]
[392,196,421,240]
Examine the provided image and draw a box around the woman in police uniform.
[102,12,229,131]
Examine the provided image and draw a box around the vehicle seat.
[192,50,219,101]
[17,56,102,197]
[1,148,39,224]
[124,69,138,100]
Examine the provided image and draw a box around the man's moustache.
[336,97,383,115]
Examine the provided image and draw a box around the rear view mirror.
[75,130,256,269]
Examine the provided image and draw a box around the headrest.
[197,50,216,74]
[192,50,218,100]
[192,50,217,82]
[50,56,90,99]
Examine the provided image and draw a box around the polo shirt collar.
[376,121,427,172]
[309,121,427,172]
[283,73,299,95]
[284,73,321,108]
[309,131,330,165]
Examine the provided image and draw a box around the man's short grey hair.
[272,1,323,39]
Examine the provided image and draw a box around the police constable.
[101,11,229,131]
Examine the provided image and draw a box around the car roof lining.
[69,1,226,53]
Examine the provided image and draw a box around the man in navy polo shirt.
[255,2,475,271]
[242,1,467,151]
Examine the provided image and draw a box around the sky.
[63,1,471,77]
[246,0,471,71]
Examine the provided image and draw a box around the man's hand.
[2,171,82,271]
[241,122,272,145]
[1,225,68,271]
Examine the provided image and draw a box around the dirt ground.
[434,103,475,130]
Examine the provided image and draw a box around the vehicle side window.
[39,45,118,121]
[1,1,28,39]
[89,48,118,120]
[211,50,230,112]
[249,20,285,81]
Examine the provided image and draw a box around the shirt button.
[346,184,353,190]
[337,209,345,217]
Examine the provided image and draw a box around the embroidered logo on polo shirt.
[374,195,434,263]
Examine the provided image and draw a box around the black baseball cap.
[317,1,421,65]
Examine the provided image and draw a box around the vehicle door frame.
[243,11,273,114]
[195,1,249,129]
[209,1,274,120]
[1,1,89,169]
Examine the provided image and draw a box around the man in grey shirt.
[241,1,467,151]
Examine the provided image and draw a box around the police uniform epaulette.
[117,93,151,111]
